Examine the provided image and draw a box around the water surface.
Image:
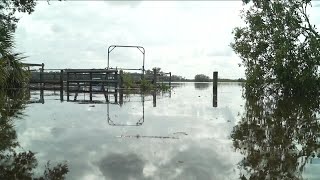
[6,82,320,179]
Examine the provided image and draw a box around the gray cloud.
[314,3,320,7]
[105,1,142,8]
[16,88,245,180]
[13,1,250,79]
[98,153,146,180]
[207,49,233,57]
[155,146,235,180]
[13,1,320,79]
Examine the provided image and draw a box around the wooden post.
[169,72,172,87]
[40,88,44,104]
[40,63,44,88]
[67,72,70,101]
[213,71,218,107]
[101,73,107,102]
[119,70,123,88]
[119,89,123,106]
[153,69,157,86]
[153,91,156,107]
[89,72,93,101]
[114,70,118,103]
[74,73,80,101]
[60,70,64,101]
[115,70,118,91]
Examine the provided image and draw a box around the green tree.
[0,0,37,32]
[152,67,164,76]
[0,89,69,179]
[194,74,209,82]
[231,86,320,179]
[231,0,320,96]
[0,0,38,88]
[0,0,62,89]
[230,1,320,178]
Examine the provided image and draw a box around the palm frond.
[0,22,14,56]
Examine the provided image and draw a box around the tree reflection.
[194,83,209,90]
[0,88,69,179]
[231,88,320,179]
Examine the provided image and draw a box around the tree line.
[28,69,245,83]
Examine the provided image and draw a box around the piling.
[67,72,70,101]
[40,88,44,104]
[153,91,156,107]
[60,70,64,101]
[89,72,93,101]
[115,69,118,93]
[153,69,157,86]
[119,70,123,88]
[169,72,172,87]
[213,71,218,107]
[40,63,44,88]
[114,69,118,102]
[119,89,123,106]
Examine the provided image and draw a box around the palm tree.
[0,22,29,89]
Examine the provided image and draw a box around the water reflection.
[231,88,320,179]
[194,82,209,90]
[0,89,69,179]
[28,88,44,104]
[107,94,146,126]
[98,153,145,180]
[107,91,163,126]
[12,82,242,179]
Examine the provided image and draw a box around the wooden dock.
[23,63,173,103]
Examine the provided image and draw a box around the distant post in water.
[60,70,64,101]
[40,88,44,104]
[119,70,123,88]
[67,72,70,101]
[119,89,123,106]
[114,69,118,103]
[153,69,157,86]
[40,63,44,88]
[89,72,93,101]
[153,91,156,107]
[169,72,172,87]
[213,71,218,107]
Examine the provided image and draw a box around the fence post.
[153,91,156,107]
[40,88,44,104]
[169,72,172,86]
[60,70,64,101]
[67,71,70,101]
[89,72,93,101]
[213,71,218,107]
[153,69,157,86]
[119,70,123,88]
[119,89,123,106]
[40,63,44,88]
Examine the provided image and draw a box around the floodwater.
[2,82,320,180]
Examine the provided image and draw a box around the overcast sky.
[14,1,320,79]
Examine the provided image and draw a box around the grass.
[121,73,170,92]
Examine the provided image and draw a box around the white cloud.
[13,1,320,79]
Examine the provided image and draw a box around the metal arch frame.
[107,94,145,126]
[107,45,145,75]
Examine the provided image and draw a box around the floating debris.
[173,132,188,135]
[89,105,95,107]
[116,134,179,139]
